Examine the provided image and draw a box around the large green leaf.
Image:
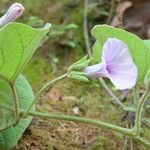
[0,75,34,150]
[143,40,150,48]
[92,25,150,83]
[0,76,16,131]
[0,22,51,82]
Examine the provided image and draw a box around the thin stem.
[20,109,133,136]
[83,0,92,57]
[35,73,68,99]
[133,87,138,106]
[133,89,150,136]
[135,137,150,148]
[83,0,125,111]
[99,78,125,109]
[10,83,19,121]
[23,73,68,117]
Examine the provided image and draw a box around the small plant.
[0,3,149,150]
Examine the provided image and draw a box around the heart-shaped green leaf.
[0,75,34,150]
[143,40,150,48]
[0,76,16,131]
[92,25,150,83]
[0,22,51,82]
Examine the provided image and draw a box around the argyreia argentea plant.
[0,3,149,150]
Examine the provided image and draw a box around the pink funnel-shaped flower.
[85,38,137,90]
[0,3,25,27]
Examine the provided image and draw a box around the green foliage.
[92,25,150,83]
[68,56,91,83]
[27,16,44,27]
[0,22,50,82]
[68,71,90,83]
[0,22,50,149]
[69,56,90,70]
[0,77,16,131]
[23,56,51,88]
[49,23,78,37]
[143,40,150,48]
[48,23,78,48]
[0,75,34,150]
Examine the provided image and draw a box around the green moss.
[92,136,113,150]
[23,55,51,89]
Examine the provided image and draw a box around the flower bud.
[68,71,90,83]
[0,3,25,27]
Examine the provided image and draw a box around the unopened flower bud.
[0,3,25,27]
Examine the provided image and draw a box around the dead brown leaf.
[111,1,132,27]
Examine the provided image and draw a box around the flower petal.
[108,62,137,90]
[102,38,137,89]
[102,38,132,64]
[85,38,137,90]
[84,62,109,78]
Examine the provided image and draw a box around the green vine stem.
[10,83,19,121]
[19,78,150,148]
[135,137,150,148]
[133,89,150,136]
[23,73,68,117]
[20,70,150,148]
[99,78,126,109]
[21,109,133,136]
[21,110,150,148]
[20,109,150,148]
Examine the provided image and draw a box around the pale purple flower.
[85,38,137,90]
[0,3,25,27]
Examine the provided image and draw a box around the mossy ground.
[16,49,148,150]
[0,0,149,149]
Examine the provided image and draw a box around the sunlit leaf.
[0,76,15,130]
[143,40,150,48]
[0,75,34,150]
[0,22,51,82]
